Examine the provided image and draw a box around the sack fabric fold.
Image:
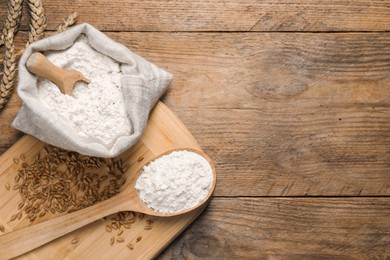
[12,23,172,158]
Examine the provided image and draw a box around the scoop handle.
[26,52,66,90]
[0,193,129,259]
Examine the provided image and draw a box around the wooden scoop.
[0,149,216,259]
[26,52,91,96]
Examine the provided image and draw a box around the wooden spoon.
[26,52,91,96]
[0,149,216,259]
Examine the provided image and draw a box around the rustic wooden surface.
[1,0,390,258]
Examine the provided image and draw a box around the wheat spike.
[26,0,47,46]
[0,0,47,110]
[0,29,17,110]
[57,12,78,33]
[0,0,23,109]
[0,0,23,48]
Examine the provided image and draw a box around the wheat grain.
[124,224,131,229]
[11,145,128,223]
[144,225,152,231]
[10,214,17,221]
[127,242,134,250]
[116,237,124,243]
[105,225,112,232]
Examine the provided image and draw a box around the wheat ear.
[26,0,47,46]
[57,12,78,33]
[0,29,17,110]
[0,0,23,110]
[0,0,23,47]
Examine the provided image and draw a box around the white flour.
[135,150,214,214]
[38,36,131,146]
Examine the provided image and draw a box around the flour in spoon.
[135,150,214,214]
[38,36,131,146]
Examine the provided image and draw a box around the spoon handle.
[0,193,128,259]
[26,52,66,90]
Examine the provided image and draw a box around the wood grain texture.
[3,32,390,196]
[110,32,390,196]
[1,1,390,258]
[1,1,390,32]
[158,198,390,259]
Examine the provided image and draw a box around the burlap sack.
[12,23,172,158]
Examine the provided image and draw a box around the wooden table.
[1,1,390,258]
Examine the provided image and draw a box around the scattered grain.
[105,211,137,235]
[124,224,131,229]
[71,238,78,244]
[127,243,134,250]
[144,225,153,231]
[138,213,145,220]
[117,237,125,243]
[105,225,112,233]
[17,202,24,210]
[117,230,123,236]
[5,183,10,190]
[136,236,142,243]
[112,222,119,230]
[20,154,26,161]
[0,225,5,233]
[137,157,144,162]
[110,237,115,245]
[13,158,19,164]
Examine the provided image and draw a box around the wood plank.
[2,32,390,196]
[158,197,390,259]
[1,1,390,32]
[110,32,390,196]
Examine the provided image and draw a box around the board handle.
[0,194,126,259]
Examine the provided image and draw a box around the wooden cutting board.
[0,101,210,259]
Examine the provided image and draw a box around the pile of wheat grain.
[10,145,127,222]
